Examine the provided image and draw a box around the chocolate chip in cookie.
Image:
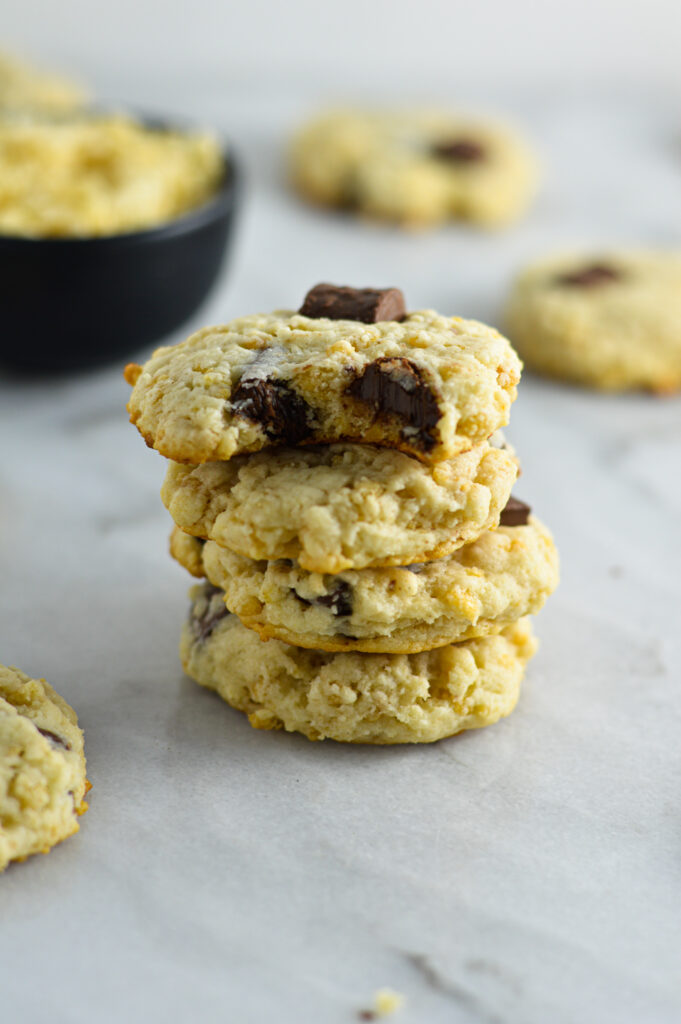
[37,727,71,751]
[191,585,230,642]
[555,264,621,288]
[499,496,531,527]
[299,284,406,323]
[315,580,353,617]
[347,356,440,451]
[232,350,314,445]
[431,138,486,162]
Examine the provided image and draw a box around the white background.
[4,0,681,97]
[1,4,681,1024]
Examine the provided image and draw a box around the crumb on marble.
[358,988,405,1019]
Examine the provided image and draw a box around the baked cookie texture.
[162,439,518,573]
[125,309,522,465]
[290,109,538,228]
[505,251,681,392]
[171,518,558,654]
[0,665,88,871]
[180,584,537,744]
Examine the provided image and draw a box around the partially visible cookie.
[180,584,537,744]
[290,109,538,228]
[0,665,88,871]
[172,515,558,654]
[169,527,205,578]
[505,251,681,392]
[162,439,518,574]
[126,287,522,465]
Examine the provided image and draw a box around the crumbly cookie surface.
[180,584,537,744]
[126,309,521,465]
[0,664,88,871]
[173,518,558,654]
[290,109,538,228]
[162,440,518,573]
[505,251,681,392]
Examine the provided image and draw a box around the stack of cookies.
[125,285,558,744]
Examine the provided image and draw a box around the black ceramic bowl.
[0,138,238,374]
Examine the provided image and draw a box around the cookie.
[169,527,206,578]
[505,251,681,392]
[180,584,537,744]
[162,438,518,574]
[125,285,522,465]
[172,512,558,654]
[0,664,88,871]
[290,109,538,228]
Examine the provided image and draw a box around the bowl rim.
[0,113,238,248]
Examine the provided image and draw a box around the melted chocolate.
[347,356,440,451]
[556,264,621,288]
[232,376,313,445]
[37,727,71,751]
[191,585,230,642]
[299,284,406,323]
[431,138,486,162]
[499,496,531,527]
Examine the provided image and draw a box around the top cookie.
[0,664,88,871]
[290,109,538,228]
[125,286,522,465]
[505,251,681,392]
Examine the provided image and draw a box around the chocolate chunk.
[499,496,531,527]
[315,580,353,617]
[191,584,230,642]
[293,580,353,617]
[232,352,314,445]
[299,284,406,323]
[37,727,71,751]
[431,138,486,162]
[347,357,440,451]
[556,264,621,288]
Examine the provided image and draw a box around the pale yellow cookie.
[180,583,537,744]
[162,440,518,573]
[505,251,681,392]
[0,664,88,871]
[290,109,538,228]
[126,303,521,465]
[172,518,558,654]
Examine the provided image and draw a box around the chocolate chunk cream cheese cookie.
[505,251,681,392]
[180,584,537,744]
[170,505,559,654]
[0,664,88,870]
[289,109,538,228]
[162,437,518,573]
[125,285,521,464]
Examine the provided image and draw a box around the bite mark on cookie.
[347,356,440,451]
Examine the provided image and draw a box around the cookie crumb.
[359,988,405,1019]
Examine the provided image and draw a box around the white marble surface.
[1,89,680,1023]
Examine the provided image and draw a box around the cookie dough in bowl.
[0,664,89,871]
[0,113,224,238]
[290,108,538,228]
[180,583,538,744]
[173,515,559,654]
[505,251,681,392]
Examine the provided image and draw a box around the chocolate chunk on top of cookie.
[298,283,406,323]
